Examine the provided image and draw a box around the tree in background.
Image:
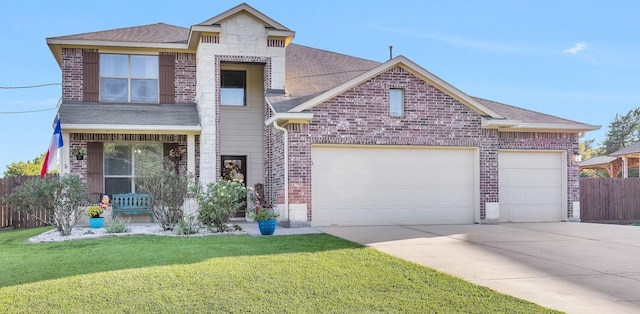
[3,153,47,178]
[601,108,640,154]
[579,139,608,177]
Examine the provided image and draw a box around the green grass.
[0,227,560,313]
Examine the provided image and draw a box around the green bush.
[135,160,193,231]
[5,174,88,236]
[192,180,247,232]
[175,216,201,235]
[107,217,130,233]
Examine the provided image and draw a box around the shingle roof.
[474,97,586,125]
[610,141,640,156]
[49,23,189,44]
[267,43,380,112]
[59,101,200,127]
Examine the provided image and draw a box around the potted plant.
[86,205,105,228]
[249,191,279,235]
[72,147,87,160]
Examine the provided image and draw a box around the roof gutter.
[264,112,313,126]
[271,120,289,224]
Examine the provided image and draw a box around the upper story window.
[100,54,159,103]
[221,70,246,106]
[389,88,404,116]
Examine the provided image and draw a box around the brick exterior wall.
[61,49,196,104]
[175,53,197,103]
[62,48,96,101]
[282,66,579,221]
[264,104,285,204]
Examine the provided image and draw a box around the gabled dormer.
[188,3,295,91]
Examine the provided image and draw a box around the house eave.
[265,113,314,126]
[61,124,201,134]
[47,39,190,66]
[492,122,601,133]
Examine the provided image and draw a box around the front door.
[221,156,247,217]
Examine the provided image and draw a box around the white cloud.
[562,42,587,54]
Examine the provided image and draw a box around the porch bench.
[111,193,153,221]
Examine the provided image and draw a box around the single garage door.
[311,145,477,226]
[499,150,565,222]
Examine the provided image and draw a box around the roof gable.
[196,3,290,31]
[288,55,505,119]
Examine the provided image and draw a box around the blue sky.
[1,0,639,173]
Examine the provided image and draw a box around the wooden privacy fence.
[579,178,640,223]
[0,176,50,229]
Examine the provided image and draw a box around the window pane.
[100,78,128,102]
[134,144,163,169]
[131,79,158,102]
[389,89,404,116]
[221,70,245,88]
[100,54,128,77]
[105,178,132,195]
[221,88,245,106]
[105,144,132,175]
[131,56,158,78]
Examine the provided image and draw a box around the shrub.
[135,160,193,231]
[175,216,201,235]
[5,174,88,236]
[86,206,103,218]
[192,179,247,232]
[107,217,130,234]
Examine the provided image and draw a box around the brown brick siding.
[175,53,197,103]
[283,66,579,222]
[62,48,96,101]
[61,49,196,104]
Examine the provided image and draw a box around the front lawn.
[0,227,559,313]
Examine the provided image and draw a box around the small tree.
[3,153,47,178]
[6,174,88,236]
[192,179,247,232]
[135,160,192,230]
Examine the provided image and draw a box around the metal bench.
[111,193,153,221]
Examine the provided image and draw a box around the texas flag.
[40,119,63,178]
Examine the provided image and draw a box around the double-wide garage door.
[498,150,565,222]
[311,146,477,226]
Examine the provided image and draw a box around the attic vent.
[201,35,220,44]
[267,39,285,48]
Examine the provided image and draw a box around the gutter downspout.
[272,120,289,223]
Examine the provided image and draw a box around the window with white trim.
[389,88,404,116]
[100,54,159,103]
[103,143,162,195]
[221,70,246,106]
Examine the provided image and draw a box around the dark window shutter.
[159,54,175,103]
[87,142,104,201]
[83,51,99,102]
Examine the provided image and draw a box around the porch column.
[622,156,628,178]
[187,134,196,176]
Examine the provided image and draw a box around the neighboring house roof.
[579,156,619,167]
[58,101,200,132]
[610,141,640,156]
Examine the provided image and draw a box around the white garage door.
[311,145,477,226]
[499,150,565,222]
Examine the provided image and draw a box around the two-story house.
[46,3,599,227]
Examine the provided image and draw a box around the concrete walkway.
[319,223,640,314]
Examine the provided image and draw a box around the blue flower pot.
[89,217,104,229]
[258,219,277,235]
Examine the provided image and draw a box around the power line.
[0,107,58,115]
[0,83,61,89]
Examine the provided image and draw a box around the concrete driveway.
[320,222,640,314]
